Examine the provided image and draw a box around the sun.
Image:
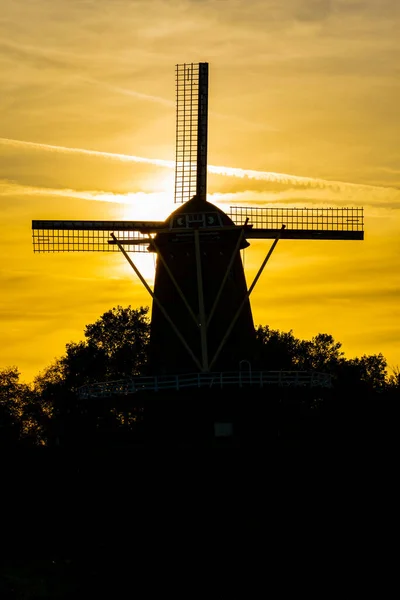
[111,171,177,283]
[122,171,176,222]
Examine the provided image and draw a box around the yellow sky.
[1,0,400,382]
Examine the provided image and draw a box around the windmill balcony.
[78,370,332,399]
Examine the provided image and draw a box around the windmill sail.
[32,220,164,253]
[32,206,363,253]
[32,61,364,381]
[174,62,208,204]
[227,206,364,240]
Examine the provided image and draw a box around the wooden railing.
[78,370,332,399]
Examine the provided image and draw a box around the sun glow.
[118,191,173,221]
[115,172,176,283]
[115,250,158,287]
[122,171,176,221]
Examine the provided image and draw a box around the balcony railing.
[78,370,332,399]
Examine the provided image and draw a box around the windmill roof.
[166,195,234,227]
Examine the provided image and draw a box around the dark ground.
[1,395,397,597]
[1,445,267,597]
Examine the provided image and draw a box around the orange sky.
[1,0,399,383]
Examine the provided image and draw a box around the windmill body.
[149,195,255,375]
[32,62,364,385]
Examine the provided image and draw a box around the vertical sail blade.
[196,62,208,201]
[174,62,208,203]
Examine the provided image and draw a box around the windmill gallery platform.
[32,62,363,447]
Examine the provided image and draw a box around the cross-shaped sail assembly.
[32,62,364,377]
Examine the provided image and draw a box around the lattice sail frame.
[32,206,364,253]
[228,206,364,240]
[174,62,208,204]
[32,220,160,253]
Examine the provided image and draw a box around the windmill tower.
[32,62,364,383]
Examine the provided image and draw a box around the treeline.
[0,305,399,448]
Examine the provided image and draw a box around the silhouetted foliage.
[0,366,47,446]
[297,333,344,372]
[0,366,22,445]
[332,352,388,394]
[254,325,393,392]
[84,305,150,379]
[0,306,399,451]
[254,327,348,373]
[28,306,150,447]
[388,365,400,389]
[254,326,301,369]
[1,305,399,577]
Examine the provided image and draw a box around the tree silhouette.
[254,325,301,369]
[0,366,47,446]
[0,366,22,446]
[296,333,344,371]
[1,306,398,581]
[388,365,400,389]
[30,306,150,447]
[83,305,150,379]
[0,305,399,449]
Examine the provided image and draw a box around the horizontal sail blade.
[32,219,164,253]
[227,206,364,240]
[32,220,164,231]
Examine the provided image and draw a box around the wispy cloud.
[0,179,132,204]
[82,76,278,132]
[2,180,400,218]
[80,77,175,107]
[0,137,174,168]
[2,136,399,203]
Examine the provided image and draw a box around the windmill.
[32,62,364,388]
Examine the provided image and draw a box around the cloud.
[0,40,70,70]
[80,77,175,107]
[0,137,174,168]
[0,0,399,383]
[1,137,399,210]
[0,138,380,193]
[0,179,144,205]
[294,0,333,23]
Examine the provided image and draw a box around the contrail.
[0,136,394,194]
[2,179,399,211]
[0,137,175,168]
[0,180,133,204]
[80,77,175,107]
[80,77,277,131]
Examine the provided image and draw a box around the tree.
[254,325,300,370]
[31,306,151,447]
[387,365,400,390]
[0,366,21,444]
[33,305,151,395]
[345,353,388,391]
[83,305,150,379]
[8,304,396,448]
[295,333,344,372]
[0,366,47,445]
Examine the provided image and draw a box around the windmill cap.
[167,194,235,227]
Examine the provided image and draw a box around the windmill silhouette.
[32,62,364,391]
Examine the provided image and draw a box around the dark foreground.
[1,390,397,597]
